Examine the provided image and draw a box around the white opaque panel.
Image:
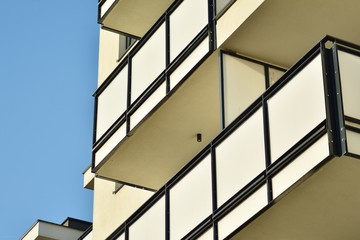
[269,67,286,86]
[268,54,326,163]
[82,230,92,240]
[130,82,166,130]
[95,123,127,167]
[338,50,360,120]
[170,37,209,90]
[222,54,265,127]
[170,0,208,61]
[272,134,329,199]
[347,130,360,156]
[129,196,165,240]
[101,0,115,17]
[217,185,268,240]
[131,23,166,103]
[216,109,266,206]
[196,228,213,240]
[170,155,212,240]
[97,65,128,140]
[116,233,125,240]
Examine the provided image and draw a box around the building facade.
[84,0,360,239]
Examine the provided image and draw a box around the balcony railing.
[104,36,360,240]
[93,0,217,170]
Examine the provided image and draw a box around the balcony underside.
[231,155,360,240]
[100,0,174,37]
[95,53,220,190]
[221,0,360,68]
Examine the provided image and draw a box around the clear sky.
[0,1,98,239]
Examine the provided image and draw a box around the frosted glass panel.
[95,123,126,167]
[129,196,165,240]
[338,50,360,120]
[97,65,128,140]
[170,0,208,61]
[268,54,326,162]
[170,37,209,90]
[216,0,232,14]
[131,23,166,103]
[217,185,268,240]
[170,155,212,240]
[216,109,266,206]
[222,54,265,127]
[130,82,166,130]
[272,134,329,199]
[347,130,360,156]
[269,67,285,86]
[196,228,213,240]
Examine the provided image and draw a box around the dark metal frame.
[105,36,354,240]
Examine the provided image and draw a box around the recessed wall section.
[170,155,212,240]
[268,54,326,163]
[131,23,166,103]
[169,0,208,61]
[222,54,265,127]
[216,108,266,206]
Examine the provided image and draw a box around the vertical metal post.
[208,0,217,51]
[262,96,273,203]
[321,42,347,156]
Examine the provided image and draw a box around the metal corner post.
[321,42,347,156]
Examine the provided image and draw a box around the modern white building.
[47,0,360,239]
[21,217,91,240]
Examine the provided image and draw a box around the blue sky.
[0,1,98,239]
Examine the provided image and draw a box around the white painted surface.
[129,196,165,240]
[338,50,360,120]
[216,0,264,46]
[116,233,125,240]
[170,155,212,240]
[130,82,166,130]
[217,185,268,240]
[347,130,360,156]
[170,0,208,61]
[269,67,285,86]
[131,23,166,103]
[97,65,128,140]
[222,54,265,127]
[272,134,329,199]
[268,54,326,163]
[170,37,209,90]
[22,221,84,240]
[216,109,266,206]
[101,0,116,18]
[95,123,127,167]
[196,227,213,240]
[82,230,93,240]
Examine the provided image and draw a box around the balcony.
[105,37,360,239]
[98,0,175,37]
[93,0,274,190]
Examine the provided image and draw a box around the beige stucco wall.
[97,29,120,87]
[92,178,154,239]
